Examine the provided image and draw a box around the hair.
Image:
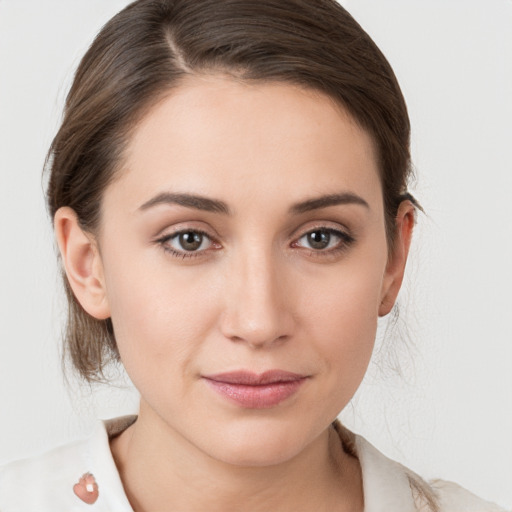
[46,0,414,383]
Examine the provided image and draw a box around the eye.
[294,228,354,252]
[157,229,216,256]
[174,231,209,251]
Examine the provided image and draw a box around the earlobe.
[54,207,110,320]
[378,201,415,317]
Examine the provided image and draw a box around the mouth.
[202,370,308,409]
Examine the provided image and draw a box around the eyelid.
[292,227,353,246]
[289,220,352,240]
[154,225,222,259]
[152,221,355,260]
[289,223,356,256]
[152,218,223,244]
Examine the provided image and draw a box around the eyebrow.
[138,191,369,215]
[289,193,369,214]
[138,192,231,214]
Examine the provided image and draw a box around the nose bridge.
[221,243,292,348]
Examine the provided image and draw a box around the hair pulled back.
[46,0,413,382]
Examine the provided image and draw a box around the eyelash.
[292,228,355,259]
[155,226,355,260]
[155,229,216,260]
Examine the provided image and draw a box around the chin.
[213,440,305,468]
[202,416,319,467]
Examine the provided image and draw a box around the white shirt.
[0,416,507,511]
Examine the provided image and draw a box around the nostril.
[226,329,290,350]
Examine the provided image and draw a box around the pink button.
[73,472,99,505]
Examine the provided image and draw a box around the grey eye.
[179,232,203,251]
[306,230,332,249]
[168,231,212,252]
[297,229,346,251]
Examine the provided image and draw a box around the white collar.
[354,434,418,511]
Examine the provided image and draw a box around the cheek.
[316,287,377,370]
[100,248,223,388]
[298,250,387,393]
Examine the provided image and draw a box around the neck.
[110,403,363,512]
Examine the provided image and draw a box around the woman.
[0,1,508,510]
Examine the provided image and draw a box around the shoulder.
[431,479,509,512]
[0,416,135,512]
[406,472,508,512]
[335,422,509,512]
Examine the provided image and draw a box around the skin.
[55,77,414,512]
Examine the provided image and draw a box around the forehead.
[108,76,382,213]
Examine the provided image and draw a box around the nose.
[219,248,295,349]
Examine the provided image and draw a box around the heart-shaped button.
[73,472,99,505]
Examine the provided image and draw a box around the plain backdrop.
[0,0,511,506]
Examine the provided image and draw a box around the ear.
[54,207,110,320]
[378,201,415,317]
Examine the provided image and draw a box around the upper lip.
[203,370,307,385]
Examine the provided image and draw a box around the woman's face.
[72,77,409,466]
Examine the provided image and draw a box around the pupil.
[308,230,330,249]
[179,232,202,251]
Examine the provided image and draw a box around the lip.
[202,370,308,409]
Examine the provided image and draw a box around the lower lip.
[203,378,306,409]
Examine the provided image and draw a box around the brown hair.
[46,0,413,382]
